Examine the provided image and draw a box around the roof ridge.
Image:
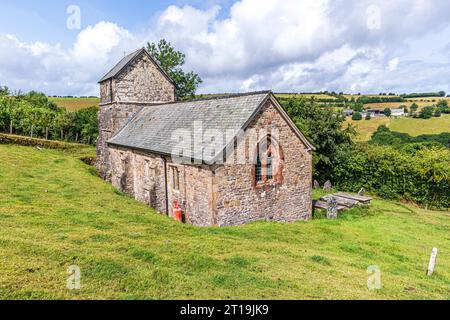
[144,91,273,107]
[98,47,175,86]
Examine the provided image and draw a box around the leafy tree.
[402,105,409,114]
[384,108,392,117]
[70,106,99,144]
[437,99,448,109]
[410,103,419,115]
[352,102,364,112]
[352,112,363,121]
[436,100,450,114]
[281,98,355,181]
[0,86,9,96]
[147,39,202,99]
[419,106,434,119]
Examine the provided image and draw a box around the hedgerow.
[332,143,450,209]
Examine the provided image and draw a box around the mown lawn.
[0,144,448,300]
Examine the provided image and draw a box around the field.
[275,93,337,100]
[49,97,99,111]
[346,115,450,141]
[0,143,449,300]
[48,94,449,113]
[345,117,391,141]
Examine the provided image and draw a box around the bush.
[370,125,450,148]
[419,106,435,119]
[352,112,363,121]
[332,143,450,209]
[0,133,86,150]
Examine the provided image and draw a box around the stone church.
[97,48,314,227]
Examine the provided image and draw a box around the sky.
[1,0,450,96]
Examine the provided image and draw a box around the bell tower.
[96,48,176,180]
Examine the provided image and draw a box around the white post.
[427,248,438,276]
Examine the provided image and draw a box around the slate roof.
[98,48,175,85]
[108,91,315,163]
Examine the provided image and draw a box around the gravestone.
[323,181,332,192]
[327,197,338,219]
[358,188,366,196]
[427,248,438,276]
[313,180,320,189]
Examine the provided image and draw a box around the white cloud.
[1,0,450,95]
[0,21,138,95]
[388,58,400,71]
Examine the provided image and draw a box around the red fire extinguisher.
[172,200,183,222]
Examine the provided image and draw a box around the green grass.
[49,97,99,111]
[389,115,450,137]
[0,144,449,300]
[346,115,450,141]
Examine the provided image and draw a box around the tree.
[438,91,446,97]
[419,106,434,119]
[281,98,355,181]
[352,112,363,121]
[384,108,392,117]
[147,39,202,99]
[402,105,409,114]
[410,103,419,115]
[437,99,449,112]
[352,102,364,112]
[0,86,9,96]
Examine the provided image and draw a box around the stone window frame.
[252,135,285,189]
[169,165,180,192]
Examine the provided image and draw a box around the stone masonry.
[97,48,314,227]
[97,49,176,180]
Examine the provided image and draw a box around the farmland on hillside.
[49,97,100,112]
[346,114,450,141]
[0,143,448,300]
[362,101,450,111]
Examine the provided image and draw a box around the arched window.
[266,152,273,180]
[256,155,263,183]
[253,135,284,187]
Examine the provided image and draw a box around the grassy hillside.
[346,115,450,141]
[49,97,99,111]
[389,115,450,137]
[0,144,448,300]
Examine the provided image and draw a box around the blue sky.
[0,0,232,45]
[1,0,450,96]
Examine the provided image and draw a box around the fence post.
[427,248,438,276]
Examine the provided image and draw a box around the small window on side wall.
[171,166,180,191]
